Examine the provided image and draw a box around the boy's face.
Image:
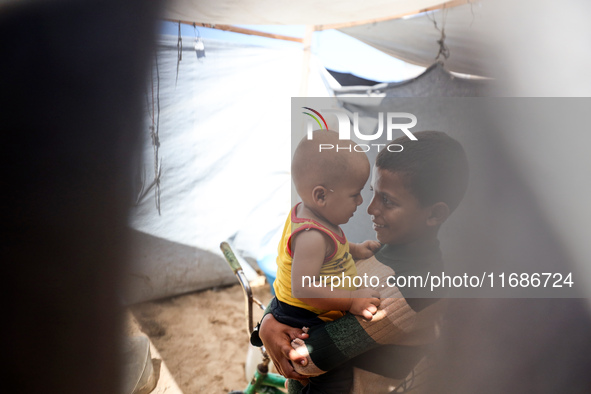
[322,164,369,226]
[368,167,432,245]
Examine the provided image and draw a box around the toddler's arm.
[291,230,380,319]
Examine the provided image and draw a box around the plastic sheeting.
[163,1,490,77]
[126,35,332,303]
[339,3,490,77]
[333,62,488,98]
[164,0,449,25]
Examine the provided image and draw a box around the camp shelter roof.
[338,3,489,77]
[165,0,452,25]
[164,0,490,77]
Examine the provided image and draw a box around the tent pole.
[299,25,315,97]
[164,19,304,43]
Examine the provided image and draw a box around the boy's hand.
[349,289,381,320]
[259,314,309,379]
[350,240,381,260]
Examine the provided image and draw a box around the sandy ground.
[129,281,275,394]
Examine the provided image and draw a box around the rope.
[153,52,162,215]
[135,51,162,214]
[176,20,182,87]
[428,7,450,62]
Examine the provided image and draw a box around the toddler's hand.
[352,240,381,260]
[291,338,321,377]
[349,289,381,320]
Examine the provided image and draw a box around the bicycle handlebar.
[220,241,242,274]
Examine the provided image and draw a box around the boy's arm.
[291,230,380,318]
[289,257,444,377]
[259,293,422,378]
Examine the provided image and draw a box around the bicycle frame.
[220,242,287,394]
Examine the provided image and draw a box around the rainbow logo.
[302,107,328,130]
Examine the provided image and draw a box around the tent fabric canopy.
[126,35,332,303]
[165,1,489,77]
[333,63,488,98]
[165,0,450,25]
[327,69,380,87]
[338,3,489,77]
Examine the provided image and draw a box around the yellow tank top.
[273,203,358,321]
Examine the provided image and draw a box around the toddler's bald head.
[292,130,369,201]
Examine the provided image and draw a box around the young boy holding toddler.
[255,130,469,393]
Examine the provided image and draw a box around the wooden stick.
[299,25,315,97]
[165,19,304,43]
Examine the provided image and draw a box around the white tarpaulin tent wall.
[125,34,332,304]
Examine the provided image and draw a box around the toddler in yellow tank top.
[267,130,381,394]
